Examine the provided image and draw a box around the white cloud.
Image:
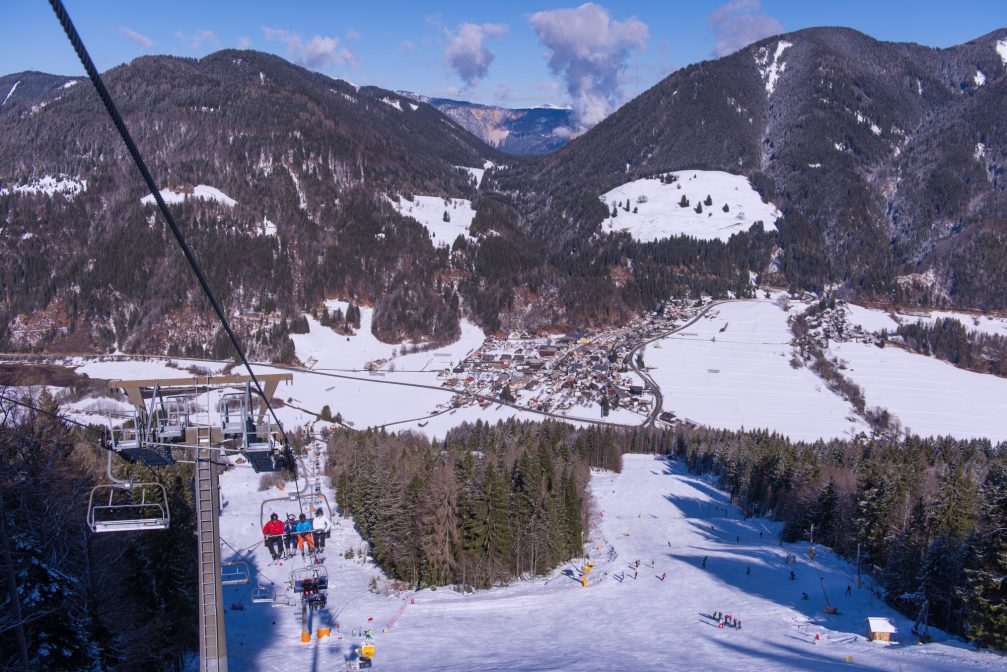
[262,27,356,70]
[175,30,221,52]
[528,3,648,130]
[116,26,154,49]
[237,36,252,49]
[708,0,783,57]
[443,23,508,88]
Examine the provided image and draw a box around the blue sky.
[3,0,1004,122]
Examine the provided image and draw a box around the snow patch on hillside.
[754,40,792,95]
[996,38,1007,65]
[973,70,986,87]
[380,97,402,111]
[140,184,236,207]
[261,217,277,237]
[600,171,780,242]
[388,194,476,245]
[648,299,867,441]
[1,80,19,106]
[456,165,486,187]
[1,174,87,198]
[843,304,899,333]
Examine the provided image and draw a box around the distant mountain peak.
[398,93,576,155]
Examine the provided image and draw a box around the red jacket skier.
[263,513,285,561]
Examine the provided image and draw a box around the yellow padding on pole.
[317,627,331,638]
[301,631,311,643]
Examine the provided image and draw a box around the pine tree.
[704,194,713,206]
[678,195,690,208]
[963,461,1007,648]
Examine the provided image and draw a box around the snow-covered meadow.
[829,342,1007,442]
[600,171,780,242]
[140,184,237,207]
[387,194,476,246]
[648,299,867,441]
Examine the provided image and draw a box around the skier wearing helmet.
[262,513,285,561]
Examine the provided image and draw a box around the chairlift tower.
[98,373,293,672]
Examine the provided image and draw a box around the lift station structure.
[93,373,293,672]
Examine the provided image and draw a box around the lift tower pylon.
[196,448,227,672]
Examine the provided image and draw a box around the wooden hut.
[866,617,896,642]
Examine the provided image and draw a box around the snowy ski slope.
[218,453,997,671]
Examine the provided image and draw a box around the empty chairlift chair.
[221,561,251,586]
[251,583,276,604]
[153,395,189,444]
[107,413,173,467]
[87,448,171,533]
[87,481,170,532]
[219,384,283,472]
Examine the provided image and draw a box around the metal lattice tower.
[195,449,227,672]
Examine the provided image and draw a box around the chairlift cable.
[47,0,293,463]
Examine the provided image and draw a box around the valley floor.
[219,453,1003,671]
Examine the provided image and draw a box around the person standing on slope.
[295,513,315,557]
[262,513,285,562]
[313,508,332,552]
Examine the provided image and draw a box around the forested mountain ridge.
[512,27,1007,308]
[0,50,501,356]
[2,27,1006,358]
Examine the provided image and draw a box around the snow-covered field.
[830,342,1007,442]
[140,184,237,207]
[388,194,476,246]
[219,453,995,671]
[843,304,1007,338]
[648,299,867,441]
[600,171,780,242]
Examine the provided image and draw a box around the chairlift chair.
[153,395,189,442]
[290,565,328,610]
[251,583,276,604]
[87,450,171,533]
[260,492,332,529]
[221,561,250,586]
[87,482,170,533]
[107,414,173,466]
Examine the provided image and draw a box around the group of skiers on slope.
[262,509,331,561]
[712,611,742,630]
